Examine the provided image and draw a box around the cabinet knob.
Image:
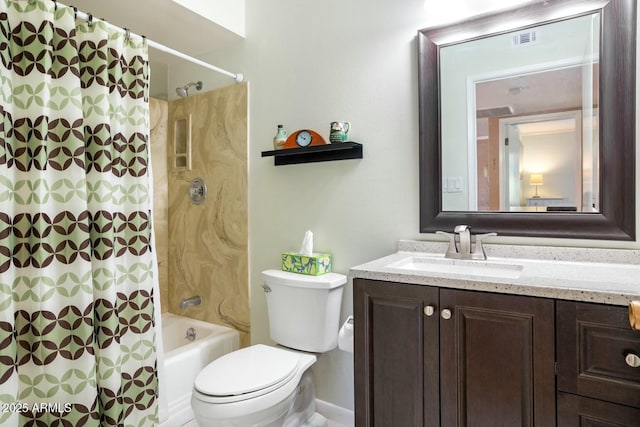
[424,305,435,317]
[441,309,452,320]
[625,353,640,368]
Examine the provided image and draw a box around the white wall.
[167,0,640,411]
[520,131,578,204]
[170,0,245,36]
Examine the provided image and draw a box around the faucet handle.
[471,232,497,259]
[436,230,455,242]
[436,231,458,258]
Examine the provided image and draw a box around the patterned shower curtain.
[0,1,158,426]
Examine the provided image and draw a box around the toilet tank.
[261,270,346,353]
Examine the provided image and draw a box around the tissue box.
[281,252,332,276]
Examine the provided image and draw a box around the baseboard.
[315,399,354,427]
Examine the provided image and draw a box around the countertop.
[349,240,640,306]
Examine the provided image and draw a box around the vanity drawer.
[557,301,640,408]
[557,392,640,426]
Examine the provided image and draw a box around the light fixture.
[529,173,544,198]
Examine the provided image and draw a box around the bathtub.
[159,313,239,427]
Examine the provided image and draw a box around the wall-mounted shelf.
[261,142,363,166]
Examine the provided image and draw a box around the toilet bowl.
[191,270,346,427]
[191,270,347,427]
[191,344,325,427]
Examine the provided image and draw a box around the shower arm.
[176,81,203,97]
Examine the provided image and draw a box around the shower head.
[176,81,203,98]
[176,87,188,98]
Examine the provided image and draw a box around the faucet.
[436,225,497,260]
[454,225,471,255]
[179,295,202,310]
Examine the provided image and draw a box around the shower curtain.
[0,1,158,426]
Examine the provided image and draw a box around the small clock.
[283,129,328,149]
[296,130,312,147]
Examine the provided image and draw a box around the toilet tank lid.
[262,270,346,289]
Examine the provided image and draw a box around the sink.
[387,255,523,279]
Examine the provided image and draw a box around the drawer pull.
[630,301,640,331]
[441,309,452,320]
[424,305,435,317]
[625,353,640,368]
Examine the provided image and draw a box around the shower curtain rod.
[60,2,244,83]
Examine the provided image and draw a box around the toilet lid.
[194,344,301,397]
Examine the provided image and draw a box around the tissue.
[281,230,332,275]
[299,230,314,255]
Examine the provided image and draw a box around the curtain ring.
[87,13,93,26]
[72,6,77,20]
[124,28,131,42]
[53,0,57,11]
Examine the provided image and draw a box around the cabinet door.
[557,392,640,426]
[556,301,640,408]
[354,279,439,427]
[439,289,556,427]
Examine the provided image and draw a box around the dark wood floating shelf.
[261,142,363,166]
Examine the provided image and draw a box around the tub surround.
[167,83,250,346]
[350,240,640,306]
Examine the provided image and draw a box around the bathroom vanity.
[350,241,640,426]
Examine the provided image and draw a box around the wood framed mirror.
[418,0,636,240]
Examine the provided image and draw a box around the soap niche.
[172,113,192,170]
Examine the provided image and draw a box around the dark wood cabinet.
[556,301,640,426]
[354,278,555,427]
[557,393,640,426]
[353,279,439,427]
[439,289,555,427]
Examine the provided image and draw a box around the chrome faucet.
[179,295,202,310]
[436,225,497,260]
[454,225,472,255]
[185,327,196,341]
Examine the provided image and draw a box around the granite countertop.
[349,240,640,306]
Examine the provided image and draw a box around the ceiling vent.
[476,106,514,118]
[512,30,539,47]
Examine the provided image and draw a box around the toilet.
[191,269,347,427]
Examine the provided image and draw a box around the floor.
[180,398,353,427]
[183,418,349,427]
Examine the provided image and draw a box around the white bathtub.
[159,312,239,427]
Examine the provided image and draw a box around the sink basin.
[387,255,523,279]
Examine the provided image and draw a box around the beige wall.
[167,0,640,411]
[167,83,250,346]
[150,98,169,313]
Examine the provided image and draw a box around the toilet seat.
[194,344,304,404]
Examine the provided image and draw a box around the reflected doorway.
[476,110,598,212]
[475,64,599,213]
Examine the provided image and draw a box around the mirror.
[418,0,636,240]
[441,13,600,213]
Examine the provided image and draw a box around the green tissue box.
[282,252,332,276]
